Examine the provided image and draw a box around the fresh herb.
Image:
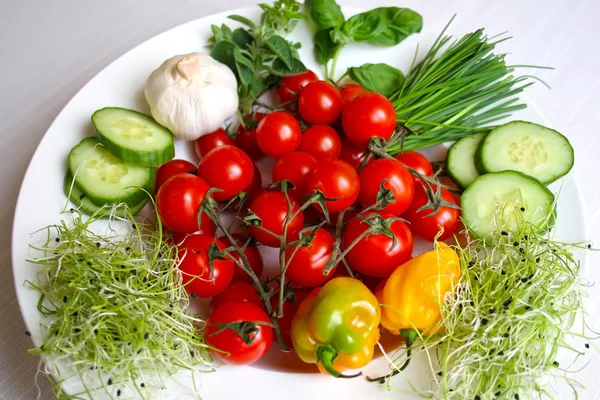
[347,63,404,96]
[209,0,307,118]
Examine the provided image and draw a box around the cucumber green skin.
[446,132,487,189]
[64,172,149,218]
[68,137,156,208]
[92,107,175,167]
[474,120,574,184]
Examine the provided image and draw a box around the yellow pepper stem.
[366,329,418,383]
[316,344,362,379]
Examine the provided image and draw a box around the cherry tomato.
[277,70,319,105]
[298,125,342,161]
[298,81,343,125]
[206,301,273,365]
[177,234,234,298]
[342,92,397,147]
[270,289,311,348]
[402,183,460,241]
[198,145,254,202]
[194,128,234,159]
[248,191,305,247]
[394,151,434,181]
[209,281,264,313]
[256,112,302,157]
[155,159,196,193]
[284,227,336,288]
[218,234,264,283]
[272,152,318,199]
[235,113,266,159]
[304,159,360,214]
[156,174,215,234]
[342,211,414,278]
[358,158,414,216]
[339,139,368,171]
[340,82,367,104]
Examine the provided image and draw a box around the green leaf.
[270,57,307,76]
[370,7,423,46]
[221,24,234,41]
[314,29,341,65]
[266,35,294,69]
[227,14,258,30]
[233,47,254,86]
[348,63,405,96]
[231,28,254,49]
[305,0,345,31]
[335,9,385,43]
[210,40,237,71]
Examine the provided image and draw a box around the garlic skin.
[145,53,238,141]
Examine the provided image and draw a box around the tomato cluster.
[151,70,461,366]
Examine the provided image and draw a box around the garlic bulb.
[144,53,238,141]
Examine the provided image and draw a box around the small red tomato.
[304,159,360,214]
[270,289,311,348]
[156,174,215,234]
[209,281,264,313]
[277,70,319,105]
[298,125,342,161]
[236,113,266,159]
[177,234,234,298]
[284,227,336,287]
[272,152,318,198]
[395,151,434,180]
[198,145,254,202]
[340,82,367,104]
[339,139,368,171]
[342,211,413,278]
[206,301,273,365]
[194,128,234,159]
[358,158,414,216]
[298,81,343,125]
[155,159,197,193]
[256,112,302,158]
[248,191,305,247]
[402,184,460,241]
[218,234,264,283]
[342,92,397,147]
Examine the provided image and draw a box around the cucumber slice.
[475,121,574,184]
[92,107,175,167]
[64,172,149,217]
[462,171,555,239]
[68,137,155,208]
[447,132,487,189]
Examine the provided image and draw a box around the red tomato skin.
[342,211,414,278]
[270,289,311,348]
[156,174,216,234]
[218,233,264,282]
[339,139,368,171]
[209,281,264,313]
[155,159,197,193]
[177,234,234,298]
[358,158,415,216]
[277,70,319,105]
[298,125,342,161]
[340,83,367,104]
[394,151,434,182]
[342,92,397,147]
[206,301,273,365]
[235,113,267,159]
[194,128,234,159]
[198,145,254,202]
[304,159,360,214]
[402,184,461,241]
[248,191,305,247]
[272,152,318,198]
[256,112,302,157]
[298,81,343,125]
[284,228,336,288]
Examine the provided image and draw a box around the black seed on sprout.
[514,395,519,400]
[141,383,145,388]
[520,258,526,262]
[108,378,113,385]
[70,208,75,213]
[190,350,195,357]
[587,244,592,249]
[63,296,68,303]
[379,379,385,384]
[475,395,481,400]
[142,277,147,283]
[55,237,60,242]
[503,298,512,308]
[553,361,559,367]
[94,329,98,334]
[132,224,136,229]
[585,343,590,349]
[525,306,531,311]
[501,231,508,236]
[468,260,475,267]
[495,392,501,397]
[40,345,44,351]
[519,248,525,253]
[520,207,525,212]
[481,318,488,325]
[131,269,137,275]
[96,242,101,247]
[523,235,528,240]
[166,311,172,316]
[74,328,81,333]
[144,333,149,340]
[521,277,528,283]
[498,351,504,356]
[501,270,506,275]
[474,276,479,281]
[117,389,121,397]
[137,349,142,354]
[87,261,92,266]
[126,247,131,251]
[513,241,519,246]
[169,304,174,308]
[437,371,442,376]
[25,330,31,336]
[535,257,541,263]
[503,333,510,338]
[489,308,495,314]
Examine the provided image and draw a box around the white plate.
[11,5,590,400]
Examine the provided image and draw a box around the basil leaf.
[266,35,294,69]
[336,9,385,43]
[348,63,405,96]
[210,40,237,71]
[234,47,254,87]
[210,24,233,43]
[227,14,258,30]
[270,57,308,76]
[305,0,345,31]
[232,28,254,49]
[370,7,423,46]
[314,29,341,65]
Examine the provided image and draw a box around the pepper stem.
[316,344,361,379]
[366,329,418,383]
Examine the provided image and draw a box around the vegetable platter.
[11,1,596,399]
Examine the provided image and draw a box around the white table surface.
[2,0,600,399]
